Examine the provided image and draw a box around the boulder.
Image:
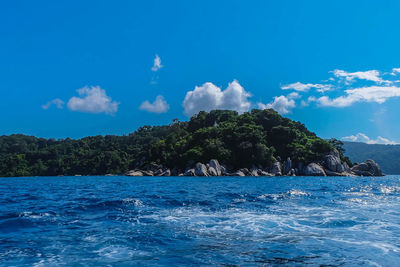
[239,168,250,176]
[141,170,154,176]
[323,154,344,173]
[209,159,222,176]
[282,157,292,175]
[259,171,274,176]
[194,163,209,176]
[160,169,171,176]
[250,169,259,177]
[208,166,218,176]
[343,162,351,173]
[270,162,282,176]
[287,169,296,176]
[351,159,383,176]
[184,168,196,176]
[232,170,246,177]
[303,163,326,176]
[125,170,144,176]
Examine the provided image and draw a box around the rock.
[270,162,282,176]
[239,168,250,176]
[259,171,274,176]
[208,166,218,176]
[209,159,222,176]
[194,163,209,176]
[141,170,154,176]
[250,169,259,176]
[343,162,351,173]
[220,165,228,176]
[303,163,326,176]
[282,157,292,175]
[287,169,296,176]
[323,154,344,173]
[184,168,196,176]
[125,170,144,176]
[160,169,171,176]
[351,159,383,176]
[232,170,246,177]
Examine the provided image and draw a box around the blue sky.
[2,0,400,143]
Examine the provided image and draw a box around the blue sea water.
[1,176,400,266]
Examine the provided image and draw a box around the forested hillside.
[343,142,400,174]
[0,109,341,177]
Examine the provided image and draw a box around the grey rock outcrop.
[282,158,292,175]
[209,159,222,176]
[160,169,171,176]
[125,170,144,176]
[184,168,196,176]
[303,163,326,176]
[232,170,246,176]
[194,163,209,176]
[270,162,282,176]
[208,166,218,176]
[323,154,345,173]
[351,159,383,176]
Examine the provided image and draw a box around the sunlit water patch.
[1,175,400,266]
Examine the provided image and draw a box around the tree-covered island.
[0,109,382,177]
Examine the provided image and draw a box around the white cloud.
[281,82,332,93]
[342,133,398,145]
[313,86,400,107]
[182,80,251,117]
[258,95,296,114]
[67,86,119,115]
[139,95,169,114]
[151,54,163,72]
[42,98,64,110]
[333,69,390,84]
[287,92,301,99]
[391,68,400,75]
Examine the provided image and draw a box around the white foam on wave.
[257,189,309,201]
[379,185,400,194]
[18,211,54,220]
[122,198,144,206]
[287,189,309,196]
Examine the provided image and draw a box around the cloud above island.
[139,95,169,114]
[182,80,251,117]
[67,86,119,115]
[276,67,400,111]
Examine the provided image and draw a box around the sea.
[1,175,400,266]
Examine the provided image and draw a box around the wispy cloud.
[67,86,119,115]
[139,95,169,114]
[342,133,398,145]
[332,69,390,84]
[281,82,333,93]
[182,80,251,117]
[151,54,163,72]
[311,86,400,107]
[42,98,64,110]
[391,68,400,76]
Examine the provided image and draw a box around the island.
[0,109,382,177]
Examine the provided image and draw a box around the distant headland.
[0,109,383,177]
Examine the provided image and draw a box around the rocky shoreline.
[125,150,383,177]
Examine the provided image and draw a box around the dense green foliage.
[0,109,335,177]
[343,141,400,174]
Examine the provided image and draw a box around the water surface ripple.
[1,176,400,266]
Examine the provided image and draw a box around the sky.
[2,0,400,144]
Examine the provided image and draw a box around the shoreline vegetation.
[0,109,383,177]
